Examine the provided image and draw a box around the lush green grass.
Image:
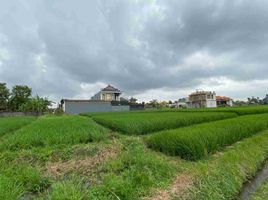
[147,114,268,160]
[188,129,268,200]
[33,137,177,200]
[90,111,237,135]
[251,179,268,200]
[87,138,177,200]
[0,116,35,137]
[1,115,109,150]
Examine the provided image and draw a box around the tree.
[9,85,32,111]
[129,97,137,104]
[0,83,10,110]
[19,95,52,114]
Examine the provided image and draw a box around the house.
[176,98,188,108]
[216,96,233,107]
[91,85,121,101]
[61,85,129,114]
[188,91,217,108]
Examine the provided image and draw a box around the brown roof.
[216,96,232,101]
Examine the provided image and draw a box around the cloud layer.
[0,0,268,102]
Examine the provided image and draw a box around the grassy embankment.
[146,113,268,160]
[89,112,237,135]
[186,129,268,200]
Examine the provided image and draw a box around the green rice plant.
[146,114,268,160]
[0,116,35,137]
[250,179,268,200]
[91,112,237,135]
[1,115,109,150]
[189,129,268,200]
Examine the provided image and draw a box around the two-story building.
[61,85,128,114]
[188,91,217,108]
[91,85,122,101]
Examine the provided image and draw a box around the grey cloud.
[0,0,268,101]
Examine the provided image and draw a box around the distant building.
[61,84,145,114]
[61,85,129,114]
[188,91,217,108]
[91,85,122,101]
[177,98,188,108]
[216,96,233,107]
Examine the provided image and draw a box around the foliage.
[0,83,10,110]
[91,111,237,135]
[9,85,32,111]
[1,116,109,150]
[19,96,52,114]
[146,114,268,160]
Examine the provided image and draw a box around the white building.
[188,91,217,108]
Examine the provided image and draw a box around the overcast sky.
[0,0,268,103]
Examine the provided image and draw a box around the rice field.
[0,115,109,150]
[2,106,268,200]
[169,105,268,115]
[91,111,237,135]
[0,116,35,137]
[146,113,268,160]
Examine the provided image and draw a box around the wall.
[111,105,129,112]
[64,101,111,114]
[64,101,130,114]
[206,99,217,108]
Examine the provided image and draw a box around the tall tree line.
[0,83,51,113]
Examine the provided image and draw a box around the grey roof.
[101,85,121,92]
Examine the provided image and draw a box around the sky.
[0,0,268,103]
